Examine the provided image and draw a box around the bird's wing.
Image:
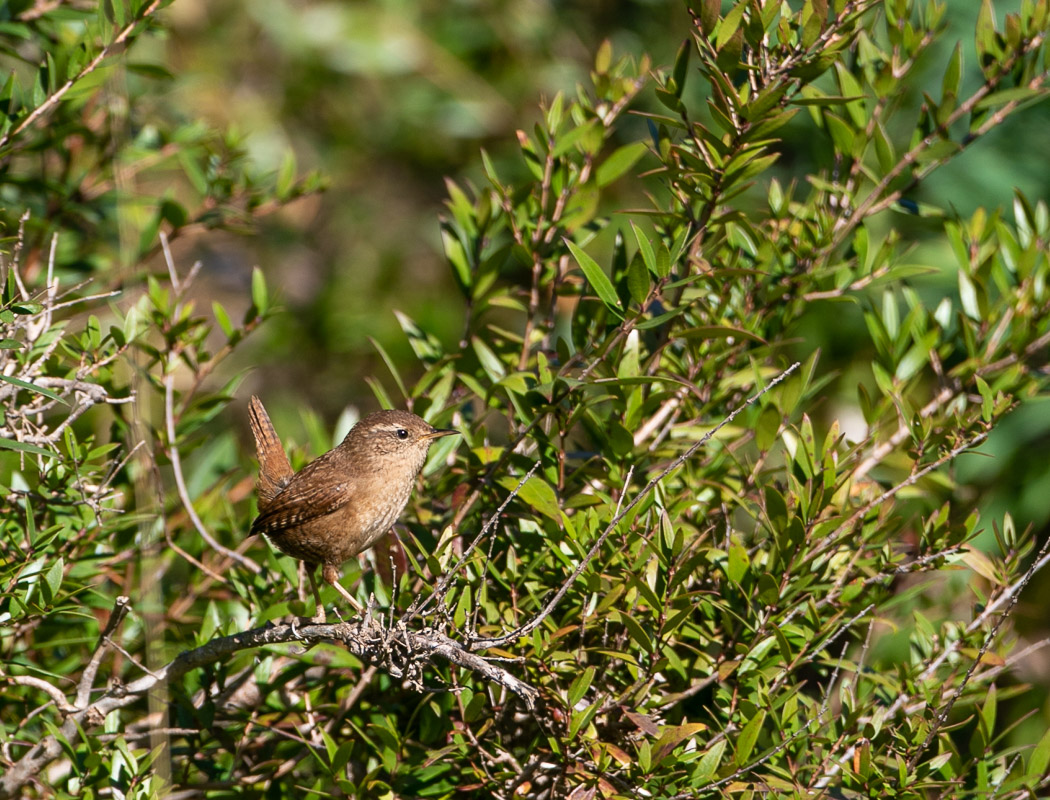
[249,452,353,537]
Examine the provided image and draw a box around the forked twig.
[404,460,541,623]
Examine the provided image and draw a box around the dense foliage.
[2,1,1050,798]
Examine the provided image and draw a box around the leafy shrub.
[2,1,1050,798]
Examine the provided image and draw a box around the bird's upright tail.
[248,395,294,508]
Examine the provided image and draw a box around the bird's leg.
[305,565,327,624]
[322,563,364,614]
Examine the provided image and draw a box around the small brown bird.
[248,395,458,619]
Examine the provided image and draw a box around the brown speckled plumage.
[248,396,457,617]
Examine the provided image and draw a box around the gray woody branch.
[0,610,538,800]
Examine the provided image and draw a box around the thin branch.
[0,0,164,155]
[75,595,131,709]
[4,676,77,715]
[404,460,541,623]
[163,370,262,574]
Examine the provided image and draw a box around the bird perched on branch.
[248,395,457,621]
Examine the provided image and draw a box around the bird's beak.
[424,428,459,440]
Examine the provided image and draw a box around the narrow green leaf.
[567,666,595,706]
[735,710,767,764]
[1028,727,1050,779]
[0,438,57,458]
[942,43,962,101]
[980,684,997,739]
[630,221,658,277]
[873,121,895,173]
[45,557,64,601]
[497,474,560,519]
[626,256,650,304]
[715,2,747,52]
[212,301,234,339]
[565,239,623,319]
[276,149,297,197]
[250,266,268,315]
[596,142,647,187]
[551,120,599,158]
[618,611,653,653]
[472,336,506,382]
[696,739,727,781]
[671,39,690,98]
[0,374,68,404]
[367,336,408,400]
[727,541,749,585]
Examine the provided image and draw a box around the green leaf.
[0,438,57,458]
[1028,727,1050,779]
[873,121,895,173]
[551,119,599,158]
[715,2,747,52]
[630,221,659,277]
[368,337,408,400]
[626,256,650,304]
[250,266,268,316]
[727,541,749,585]
[974,87,1046,110]
[395,310,446,365]
[942,43,962,101]
[696,739,727,781]
[472,336,506,382]
[671,38,690,97]
[566,239,623,319]
[824,112,855,154]
[276,149,297,198]
[980,684,997,740]
[596,142,648,187]
[44,557,64,602]
[497,474,560,520]
[735,710,766,764]
[0,374,68,404]
[212,301,234,339]
[567,666,595,706]
[617,611,653,653]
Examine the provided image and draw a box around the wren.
[248,395,457,620]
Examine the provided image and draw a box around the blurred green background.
[159,7,1044,354]
[158,0,690,423]
[155,0,1050,553]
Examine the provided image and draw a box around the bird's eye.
[396,428,409,440]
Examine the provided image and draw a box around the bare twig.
[405,460,541,623]
[75,595,131,709]
[4,676,78,715]
[163,370,261,574]
[0,0,165,155]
